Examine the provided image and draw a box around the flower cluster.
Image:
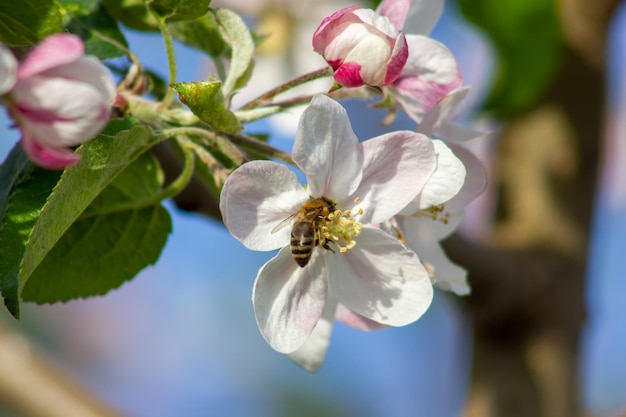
[0,34,115,169]
[220,0,487,371]
[313,0,461,123]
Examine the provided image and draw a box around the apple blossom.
[1,34,116,169]
[220,95,438,354]
[379,0,462,123]
[288,140,473,372]
[313,0,461,121]
[312,6,408,88]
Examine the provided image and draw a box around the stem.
[80,141,195,218]
[239,67,333,110]
[221,132,294,166]
[149,5,178,109]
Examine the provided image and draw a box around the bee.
[271,197,336,268]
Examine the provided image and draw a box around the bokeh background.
[1,0,625,416]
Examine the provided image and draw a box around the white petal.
[327,227,433,326]
[396,215,470,295]
[253,247,329,353]
[0,44,17,95]
[400,139,465,214]
[445,145,487,212]
[402,0,444,35]
[292,95,363,200]
[349,131,435,224]
[220,161,309,251]
[288,296,338,372]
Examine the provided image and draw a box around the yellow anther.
[354,197,361,203]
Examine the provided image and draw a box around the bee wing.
[271,211,299,234]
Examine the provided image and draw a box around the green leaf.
[172,81,243,134]
[17,120,163,302]
[151,0,211,22]
[21,152,172,303]
[459,0,563,117]
[65,4,129,59]
[102,0,210,31]
[168,12,226,57]
[101,0,159,31]
[0,145,61,317]
[56,0,100,15]
[213,8,255,97]
[0,0,63,46]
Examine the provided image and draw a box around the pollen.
[317,198,363,254]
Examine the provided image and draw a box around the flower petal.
[312,6,361,54]
[400,139,465,214]
[288,296,338,372]
[392,36,462,121]
[20,133,81,170]
[349,131,435,224]
[445,145,487,212]
[17,34,84,80]
[0,43,17,95]
[381,0,444,35]
[396,215,470,295]
[327,227,433,326]
[220,160,309,251]
[293,95,363,200]
[336,303,388,331]
[253,247,329,353]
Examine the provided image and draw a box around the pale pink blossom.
[220,95,440,355]
[2,34,115,169]
[313,0,461,120]
[378,0,462,123]
[313,6,408,87]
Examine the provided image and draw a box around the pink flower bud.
[313,6,408,88]
[5,34,116,169]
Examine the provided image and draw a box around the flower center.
[318,197,363,254]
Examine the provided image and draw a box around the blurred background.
[1,0,625,416]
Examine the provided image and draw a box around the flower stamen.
[316,199,363,255]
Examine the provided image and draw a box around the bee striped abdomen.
[290,221,316,267]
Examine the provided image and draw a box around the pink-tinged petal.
[13,76,111,147]
[418,87,470,137]
[418,87,488,142]
[377,0,410,30]
[288,296,338,372]
[396,215,470,295]
[20,133,80,170]
[383,33,408,85]
[336,303,388,331]
[253,247,329,353]
[333,62,365,87]
[392,36,462,121]
[445,145,487,212]
[220,161,309,251]
[0,44,17,95]
[312,6,361,53]
[293,95,363,200]
[43,56,116,105]
[327,227,433,326]
[17,34,84,80]
[349,131,435,224]
[400,140,465,215]
[352,8,400,37]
